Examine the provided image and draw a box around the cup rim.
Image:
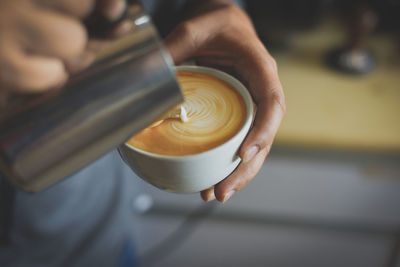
[122,65,254,160]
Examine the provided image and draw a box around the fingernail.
[243,145,259,163]
[206,191,216,202]
[222,190,235,203]
[105,0,126,21]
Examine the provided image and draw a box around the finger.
[200,187,216,202]
[1,46,68,92]
[214,147,269,203]
[240,92,285,163]
[164,21,210,64]
[96,0,126,21]
[236,52,285,162]
[22,8,87,60]
[64,39,107,73]
[64,49,96,74]
[36,0,95,18]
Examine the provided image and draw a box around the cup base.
[134,156,242,194]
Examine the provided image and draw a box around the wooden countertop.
[274,21,400,153]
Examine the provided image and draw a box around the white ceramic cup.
[118,66,254,193]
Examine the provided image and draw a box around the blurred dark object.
[326,3,378,75]
[246,0,334,51]
[335,0,400,33]
[246,0,400,53]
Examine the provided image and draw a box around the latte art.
[127,71,246,156]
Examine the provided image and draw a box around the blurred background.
[129,1,400,266]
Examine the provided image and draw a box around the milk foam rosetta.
[127,70,246,156]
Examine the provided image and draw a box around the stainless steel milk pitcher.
[0,2,183,192]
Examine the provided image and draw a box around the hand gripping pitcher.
[0,1,183,192]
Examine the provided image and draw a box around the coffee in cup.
[119,66,254,193]
[127,70,247,156]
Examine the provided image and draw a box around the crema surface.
[127,71,246,156]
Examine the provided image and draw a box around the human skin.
[0,0,126,96]
[0,0,285,203]
[165,0,286,202]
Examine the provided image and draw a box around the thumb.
[164,22,205,64]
